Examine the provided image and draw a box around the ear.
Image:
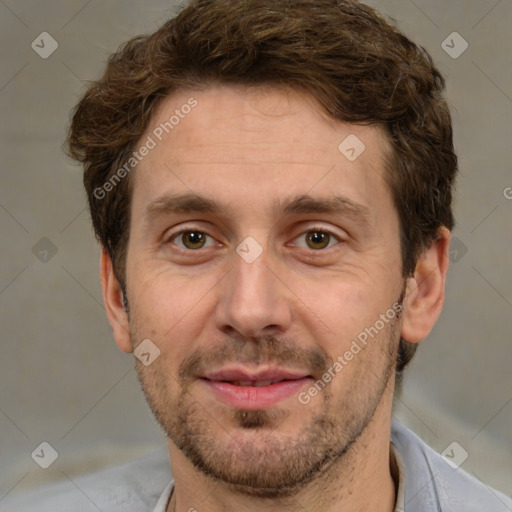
[401,227,451,344]
[100,247,133,353]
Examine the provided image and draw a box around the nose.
[215,244,293,339]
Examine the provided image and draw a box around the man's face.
[123,85,405,496]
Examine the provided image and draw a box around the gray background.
[1,0,511,506]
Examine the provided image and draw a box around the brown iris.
[305,231,330,250]
[181,231,207,249]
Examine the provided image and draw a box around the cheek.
[128,269,216,352]
[295,278,403,386]
[299,276,390,343]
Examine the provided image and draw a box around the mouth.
[213,379,291,387]
[199,368,314,409]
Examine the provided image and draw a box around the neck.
[166,390,397,512]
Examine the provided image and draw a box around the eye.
[292,228,341,250]
[169,230,217,250]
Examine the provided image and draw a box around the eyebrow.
[145,193,371,223]
[146,194,219,217]
[280,194,370,220]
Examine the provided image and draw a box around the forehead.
[131,84,395,223]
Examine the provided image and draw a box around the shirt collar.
[152,480,174,512]
[391,442,406,512]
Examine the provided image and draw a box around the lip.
[200,367,314,410]
[202,367,311,383]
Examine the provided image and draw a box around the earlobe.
[401,228,451,344]
[100,247,133,353]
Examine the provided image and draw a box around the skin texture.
[100,85,450,512]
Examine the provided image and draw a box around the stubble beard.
[131,301,402,498]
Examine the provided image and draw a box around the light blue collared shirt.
[2,420,510,511]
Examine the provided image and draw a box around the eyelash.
[167,229,218,251]
[293,227,342,250]
[166,226,342,252]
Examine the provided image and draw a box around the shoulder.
[0,448,173,512]
[391,419,512,511]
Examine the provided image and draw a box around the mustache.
[178,335,332,384]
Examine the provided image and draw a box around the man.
[9,0,511,510]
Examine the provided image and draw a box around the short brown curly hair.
[66,0,458,375]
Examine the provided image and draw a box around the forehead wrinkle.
[165,160,331,167]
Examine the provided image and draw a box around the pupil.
[309,232,328,249]
[186,232,204,248]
